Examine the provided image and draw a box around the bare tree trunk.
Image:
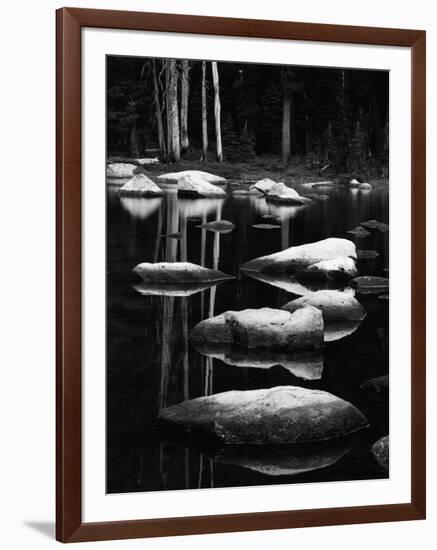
[211,62,223,162]
[201,61,208,162]
[180,60,190,154]
[152,60,166,159]
[282,87,291,164]
[168,59,180,162]
[165,61,171,159]
[129,122,140,158]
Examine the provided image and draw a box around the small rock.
[359,182,372,190]
[119,174,163,197]
[197,220,235,233]
[361,375,389,402]
[370,436,389,474]
[252,224,281,229]
[349,178,361,187]
[352,276,389,295]
[106,163,146,179]
[157,386,369,445]
[347,226,371,238]
[361,219,389,233]
[357,250,380,260]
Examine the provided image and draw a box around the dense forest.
[107,56,389,177]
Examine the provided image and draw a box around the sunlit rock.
[250,178,277,195]
[177,174,226,197]
[359,182,372,190]
[241,237,356,274]
[296,257,358,284]
[157,386,369,445]
[352,276,389,295]
[265,182,312,205]
[157,170,226,184]
[282,290,366,321]
[197,220,235,233]
[349,178,361,187]
[133,262,234,285]
[370,435,389,474]
[106,162,145,178]
[119,174,163,197]
[360,375,389,402]
[191,342,323,380]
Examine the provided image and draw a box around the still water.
[106,180,389,494]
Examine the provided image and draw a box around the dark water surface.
[106,180,389,494]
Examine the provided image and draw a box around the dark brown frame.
[56,7,426,543]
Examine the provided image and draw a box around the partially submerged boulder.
[157,386,370,445]
[250,178,277,195]
[282,290,366,322]
[119,174,163,197]
[157,170,226,184]
[370,435,389,474]
[177,174,226,197]
[352,276,389,295]
[295,257,358,284]
[197,220,235,233]
[191,306,324,350]
[192,342,323,380]
[133,262,233,285]
[106,162,145,179]
[241,238,357,274]
[361,219,389,233]
[266,182,312,205]
[347,226,370,238]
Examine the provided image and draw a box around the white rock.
[133,262,233,284]
[157,170,226,184]
[296,256,358,282]
[106,163,145,178]
[282,290,366,321]
[266,182,312,205]
[119,174,163,197]
[177,174,226,197]
[250,178,277,195]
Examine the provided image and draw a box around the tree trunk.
[167,59,180,162]
[180,60,190,153]
[201,61,208,162]
[282,87,291,164]
[165,61,172,159]
[211,62,223,162]
[152,59,166,159]
[129,122,140,158]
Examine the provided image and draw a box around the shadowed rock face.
[282,290,366,322]
[106,162,146,178]
[157,386,370,445]
[133,262,234,285]
[370,436,389,473]
[241,238,357,274]
[360,375,389,402]
[177,174,226,197]
[157,170,226,184]
[191,306,324,350]
[295,257,358,284]
[119,174,163,197]
[191,342,324,380]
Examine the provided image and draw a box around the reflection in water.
[107,180,389,494]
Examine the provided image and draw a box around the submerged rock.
[357,250,380,260]
[301,181,334,189]
[352,276,389,295]
[106,162,146,178]
[157,386,369,445]
[241,238,357,274]
[296,257,358,284]
[282,290,366,322]
[370,436,389,474]
[119,174,163,197]
[157,170,226,184]
[361,219,389,233]
[266,182,312,205]
[192,342,323,380]
[191,306,324,350]
[347,226,370,238]
[251,223,281,229]
[197,220,235,233]
[177,174,226,197]
[133,262,233,285]
[360,375,389,402]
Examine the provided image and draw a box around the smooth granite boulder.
[250,178,277,195]
[133,262,233,285]
[370,436,389,474]
[157,170,226,184]
[282,290,366,322]
[119,174,163,197]
[157,386,370,445]
[177,174,226,197]
[190,313,233,344]
[106,162,145,178]
[295,257,358,284]
[265,182,312,205]
[241,238,357,274]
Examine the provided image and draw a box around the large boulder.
[282,290,366,322]
[157,170,226,184]
[157,386,370,445]
[241,238,357,274]
[191,306,324,350]
[250,178,277,195]
[119,174,163,197]
[133,262,233,285]
[295,257,358,284]
[106,162,145,178]
[370,436,389,474]
[177,174,226,197]
[266,182,312,205]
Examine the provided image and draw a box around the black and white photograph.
[106,55,389,494]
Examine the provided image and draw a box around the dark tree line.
[107,56,388,175]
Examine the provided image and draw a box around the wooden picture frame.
[56,7,426,543]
